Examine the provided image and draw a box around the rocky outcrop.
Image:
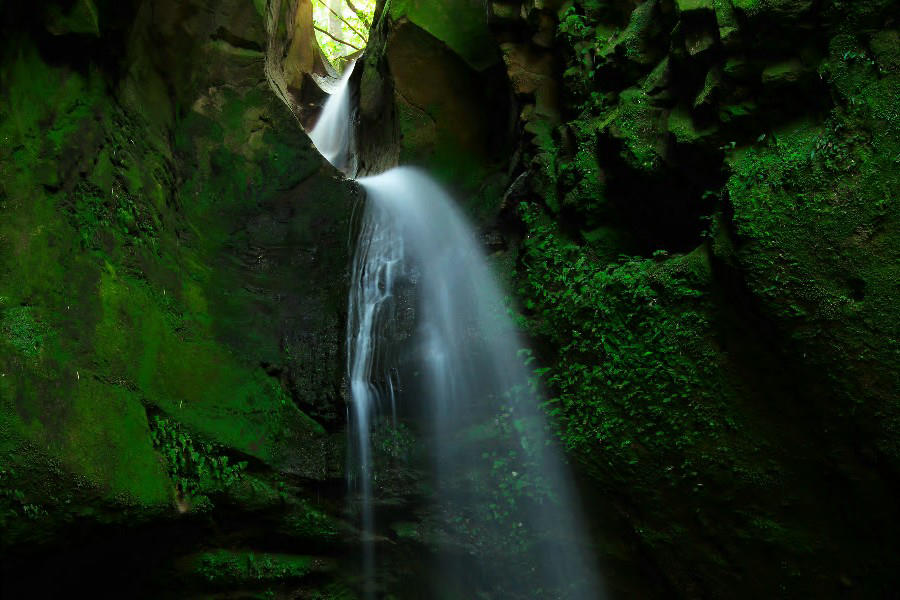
[352,1,514,223]
[0,1,358,596]
[265,0,342,127]
[490,0,900,597]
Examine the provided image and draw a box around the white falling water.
[354,169,601,599]
[311,59,602,600]
[309,61,356,172]
[345,180,403,599]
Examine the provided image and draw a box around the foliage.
[0,306,48,358]
[558,5,604,110]
[371,418,414,461]
[312,0,376,66]
[149,415,247,498]
[481,389,557,522]
[65,181,158,251]
[195,549,315,585]
[722,35,900,460]
[0,466,46,528]
[280,498,340,540]
[517,202,730,476]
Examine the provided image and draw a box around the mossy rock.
[389,0,499,71]
[675,0,715,14]
[723,37,900,464]
[381,19,508,202]
[603,87,667,172]
[187,549,329,586]
[760,59,813,86]
[731,0,814,20]
[0,5,353,591]
[667,106,717,145]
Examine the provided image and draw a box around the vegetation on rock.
[499,0,899,595]
[1,0,898,597]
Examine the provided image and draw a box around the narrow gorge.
[1,0,898,598]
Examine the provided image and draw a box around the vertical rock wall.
[0,1,361,596]
[488,1,900,597]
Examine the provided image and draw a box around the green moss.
[729,0,762,13]
[760,59,809,85]
[675,0,714,14]
[556,122,608,225]
[280,498,341,540]
[0,466,47,529]
[91,270,323,465]
[174,89,319,216]
[723,36,900,460]
[192,550,320,585]
[63,380,171,504]
[1,307,48,358]
[251,0,267,18]
[149,415,247,500]
[869,30,900,73]
[0,46,102,191]
[615,0,664,66]
[604,87,665,171]
[694,67,721,108]
[65,181,158,250]
[518,204,731,473]
[0,32,340,530]
[1,371,171,506]
[667,106,716,144]
[389,0,498,70]
[731,0,814,20]
[0,42,173,506]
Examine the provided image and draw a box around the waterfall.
[309,61,356,172]
[312,61,602,600]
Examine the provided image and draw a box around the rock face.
[353,0,514,223]
[0,0,358,596]
[265,0,339,127]
[489,0,900,597]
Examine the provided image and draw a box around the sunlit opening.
[312,0,377,67]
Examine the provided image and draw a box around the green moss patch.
[1,307,49,359]
[389,0,499,71]
[518,204,731,471]
[190,550,323,585]
[724,36,900,460]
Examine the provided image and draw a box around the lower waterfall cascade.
[311,62,603,599]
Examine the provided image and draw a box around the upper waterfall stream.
[310,62,602,600]
[309,62,356,172]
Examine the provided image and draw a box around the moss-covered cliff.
[492,0,900,596]
[0,1,359,596]
[336,0,900,596]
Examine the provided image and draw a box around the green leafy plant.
[0,306,48,358]
[195,550,314,585]
[312,0,376,66]
[516,202,728,478]
[149,416,247,498]
[372,419,414,461]
[66,181,157,250]
[0,467,46,526]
